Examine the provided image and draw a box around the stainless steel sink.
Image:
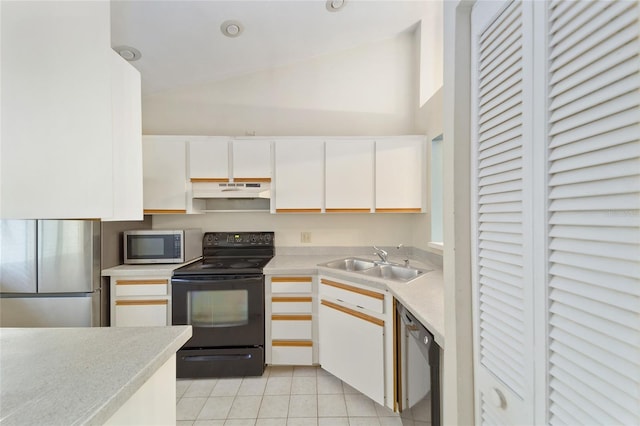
[321,258,376,271]
[319,257,430,282]
[362,264,424,281]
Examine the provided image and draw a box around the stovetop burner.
[173,232,275,276]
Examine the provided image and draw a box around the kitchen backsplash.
[150,211,436,252]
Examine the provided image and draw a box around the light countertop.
[0,326,191,426]
[264,254,444,348]
[101,257,201,277]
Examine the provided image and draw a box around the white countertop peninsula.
[264,251,444,348]
[101,257,201,277]
[0,326,191,425]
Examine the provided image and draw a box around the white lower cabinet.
[318,277,393,409]
[266,276,317,366]
[114,300,169,327]
[110,276,172,327]
[319,299,385,404]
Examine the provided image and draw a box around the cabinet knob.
[490,388,507,409]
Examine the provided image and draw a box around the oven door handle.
[172,275,263,284]
[182,353,254,362]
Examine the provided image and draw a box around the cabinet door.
[105,50,143,221]
[114,300,169,327]
[319,300,385,405]
[375,138,425,212]
[142,136,187,213]
[544,1,640,425]
[189,137,230,181]
[325,139,374,212]
[274,139,324,212]
[470,1,534,424]
[1,1,113,219]
[233,139,272,181]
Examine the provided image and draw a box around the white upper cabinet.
[274,139,324,212]
[375,137,426,212]
[1,1,114,219]
[142,136,187,214]
[232,139,272,181]
[325,139,374,212]
[188,137,230,181]
[188,137,271,182]
[105,50,143,221]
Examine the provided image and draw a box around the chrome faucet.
[397,244,410,267]
[373,246,389,263]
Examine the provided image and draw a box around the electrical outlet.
[301,232,311,243]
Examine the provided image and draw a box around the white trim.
[531,1,550,423]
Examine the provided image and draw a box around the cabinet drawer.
[115,279,168,296]
[272,296,312,314]
[114,299,169,327]
[271,315,312,339]
[320,279,384,313]
[271,276,313,294]
[271,341,313,366]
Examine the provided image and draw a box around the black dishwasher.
[396,303,441,426]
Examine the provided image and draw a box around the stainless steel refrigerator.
[0,219,101,327]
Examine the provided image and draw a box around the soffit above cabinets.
[110,0,429,94]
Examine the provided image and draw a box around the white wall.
[144,29,435,251]
[142,32,417,136]
[152,212,419,248]
[418,1,444,106]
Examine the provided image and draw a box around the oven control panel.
[203,232,274,247]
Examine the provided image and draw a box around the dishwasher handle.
[398,304,434,359]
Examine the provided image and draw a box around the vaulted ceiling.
[110,1,429,94]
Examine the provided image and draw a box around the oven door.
[172,275,264,348]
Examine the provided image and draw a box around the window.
[430,134,444,248]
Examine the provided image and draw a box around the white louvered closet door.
[471,1,535,424]
[546,1,640,424]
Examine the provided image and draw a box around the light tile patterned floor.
[176,366,431,426]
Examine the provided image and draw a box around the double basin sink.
[319,257,430,282]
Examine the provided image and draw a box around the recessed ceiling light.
[114,46,141,61]
[326,0,347,12]
[221,20,244,38]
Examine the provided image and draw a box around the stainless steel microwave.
[123,229,202,264]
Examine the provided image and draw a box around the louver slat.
[549,1,632,63]
[549,0,592,34]
[549,343,638,395]
[550,40,640,101]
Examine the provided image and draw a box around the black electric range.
[171,231,274,378]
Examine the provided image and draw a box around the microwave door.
[0,220,37,293]
[38,220,98,293]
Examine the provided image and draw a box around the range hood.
[192,182,271,199]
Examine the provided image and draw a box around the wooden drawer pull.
[325,208,371,213]
[321,299,384,327]
[272,314,312,321]
[272,340,313,347]
[116,279,168,285]
[374,208,421,213]
[320,279,384,300]
[190,178,229,183]
[143,209,187,214]
[234,177,271,183]
[276,208,322,213]
[272,296,312,303]
[115,300,168,306]
[272,277,313,283]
